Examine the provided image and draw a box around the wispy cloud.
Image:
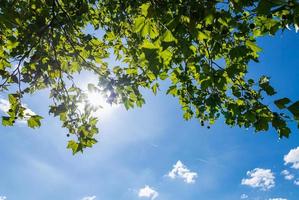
[81,196,96,200]
[240,194,248,199]
[281,170,294,180]
[241,168,275,191]
[294,179,299,186]
[167,160,198,184]
[284,147,299,169]
[138,185,158,200]
[22,155,71,186]
[268,198,287,200]
[196,157,209,164]
[0,196,7,200]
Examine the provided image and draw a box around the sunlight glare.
[87,91,108,108]
[84,90,119,118]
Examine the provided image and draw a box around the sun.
[84,91,119,118]
[76,76,119,117]
[87,91,108,108]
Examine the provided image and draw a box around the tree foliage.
[1,0,299,154]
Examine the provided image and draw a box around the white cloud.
[138,185,158,200]
[0,196,6,200]
[284,147,299,169]
[241,168,275,191]
[0,98,10,113]
[294,179,299,186]
[81,196,96,200]
[281,170,294,180]
[0,98,35,123]
[167,160,198,184]
[240,194,248,199]
[268,198,287,200]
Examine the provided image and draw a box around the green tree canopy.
[1,0,299,154]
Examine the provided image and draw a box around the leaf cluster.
[1,0,299,154]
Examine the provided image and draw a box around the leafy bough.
[1,0,299,154]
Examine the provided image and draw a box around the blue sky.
[0,30,299,200]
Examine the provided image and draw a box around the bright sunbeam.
[84,90,119,118]
[75,74,119,118]
[87,91,109,108]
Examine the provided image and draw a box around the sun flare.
[87,91,108,108]
[76,77,119,117]
[84,91,119,118]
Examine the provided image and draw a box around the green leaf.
[2,116,13,126]
[160,49,172,66]
[126,68,138,75]
[161,30,177,43]
[124,99,134,110]
[288,101,299,118]
[183,109,193,120]
[259,76,276,96]
[197,31,209,41]
[166,86,177,96]
[67,140,79,155]
[140,3,151,16]
[246,40,262,53]
[141,22,150,37]
[8,94,17,104]
[141,40,159,49]
[159,72,168,80]
[149,24,159,39]
[256,0,273,15]
[151,83,159,95]
[133,17,145,33]
[274,98,291,109]
[6,40,19,50]
[279,127,291,138]
[255,118,269,131]
[204,14,214,25]
[27,115,43,128]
